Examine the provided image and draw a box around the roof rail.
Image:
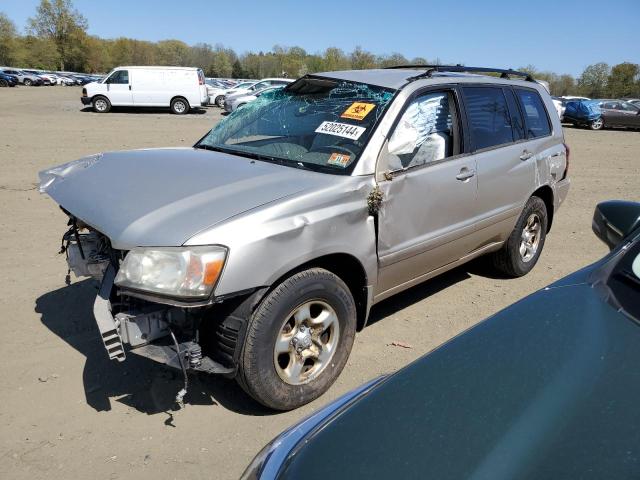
[384,64,536,82]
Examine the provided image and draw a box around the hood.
[278,269,640,479]
[39,148,333,249]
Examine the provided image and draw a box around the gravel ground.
[0,86,638,480]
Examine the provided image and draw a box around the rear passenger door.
[461,85,534,237]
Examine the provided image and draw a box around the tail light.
[562,142,570,179]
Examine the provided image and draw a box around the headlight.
[114,246,227,298]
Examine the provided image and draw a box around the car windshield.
[196,77,395,174]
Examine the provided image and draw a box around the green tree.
[0,12,18,65]
[607,62,640,98]
[350,46,376,70]
[323,47,350,71]
[14,35,60,69]
[231,59,244,78]
[156,39,190,66]
[577,62,610,98]
[27,0,88,70]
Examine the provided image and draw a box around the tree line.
[1,0,639,98]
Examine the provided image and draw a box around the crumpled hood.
[39,148,331,248]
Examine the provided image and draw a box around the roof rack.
[384,64,535,83]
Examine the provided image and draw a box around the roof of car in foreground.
[314,68,541,90]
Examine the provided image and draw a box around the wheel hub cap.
[519,213,541,262]
[273,300,340,385]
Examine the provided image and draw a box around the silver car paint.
[40,71,569,317]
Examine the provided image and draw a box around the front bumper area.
[93,264,234,375]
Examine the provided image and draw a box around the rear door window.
[462,86,514,151]
[514,88,552,138]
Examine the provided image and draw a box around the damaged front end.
[58,214,250,402]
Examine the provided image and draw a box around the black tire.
[0,79,7,87]
[215,95,224,108]
[170,97,189,115]
[92,96,111,113]
[491,196,548,277]
[24,79,33,86]
[590,117,604,130]
[237,268,357,410]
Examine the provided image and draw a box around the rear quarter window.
[515,88,552,138]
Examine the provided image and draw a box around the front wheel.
[237,268,357,410]
[215,95,224,108]
[24,79,33,86]
[491,196,548,277]
[0,79,7,87]
[590,118,604,130]
[92,96,111,113]
[170,97,189,114]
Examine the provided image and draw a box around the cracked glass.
[196,77,395,174]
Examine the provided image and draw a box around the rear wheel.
[170,97,189,114]
[590,118,604,130]
[0,79,7,88]
[492,196,548,277]
[237,268,356,410]
[92,96,111,113]
[24,79,33,86]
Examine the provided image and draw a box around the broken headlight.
[114,246,227,298]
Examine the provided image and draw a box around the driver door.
[105,69,133,105]
[375,88,479,298]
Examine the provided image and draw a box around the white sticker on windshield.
[315,121,366,141]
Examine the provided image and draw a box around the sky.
[1,0,639,76]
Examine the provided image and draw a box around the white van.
[81,66,209,114]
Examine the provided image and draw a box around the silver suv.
[39,65,570,410]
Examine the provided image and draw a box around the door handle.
[129,85,131,90]
[520,150,533,161]
[456,168,476,181]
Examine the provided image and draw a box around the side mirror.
[388,121,419,156]
[592,200,640,250]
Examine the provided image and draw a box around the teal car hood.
[277,267,640,479]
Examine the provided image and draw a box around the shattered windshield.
[196,77,395,174]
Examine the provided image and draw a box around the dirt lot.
[0,86,638,480]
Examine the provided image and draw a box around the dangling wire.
[169,328,188,409]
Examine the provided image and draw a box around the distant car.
[0,68,43,86]
[223,85,285,112]
[81,66,209,114]
[21,70,55,86]
[564,100,603,130]
[551,96,563,119]
[243,200,640,480]
[225,78,293,98]
[596,99,640,130]
[0,72,18,87]
[205,79,231,107]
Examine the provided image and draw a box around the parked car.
[208,80,258,107]
[223,85,285,112]
[81,66,209,114]
[596,99,640,130]
[39,65,570,410]
[0,68,43,86]
[224,78,293,97]
[242,200,640,480]
[205,79,231,107]
[21,69,54,85]
[564,99,603,129]
[551,96,563,119]
[0,72,18,87]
